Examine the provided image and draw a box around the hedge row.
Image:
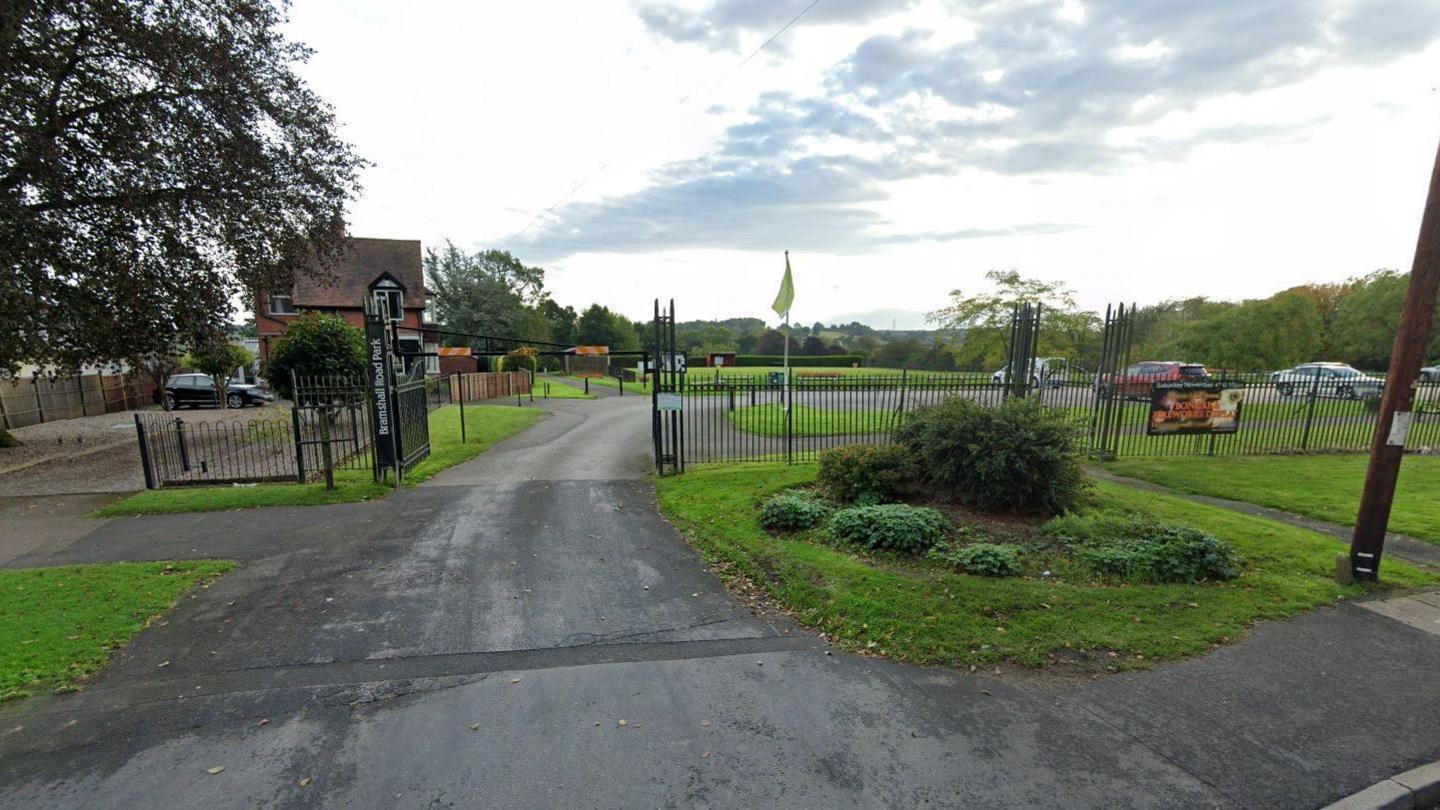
[732,355,864,367]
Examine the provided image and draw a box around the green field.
[97,404,543,516]
[725,403,895,438]
[655,463,1433,670]
[566,374,653,394]
[1105,454,1440,544]
[1,561,233,700]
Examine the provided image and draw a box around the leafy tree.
[1174,292,1323,371]
[2,0,364,376]
[262,313,367,400]
[929,270,1096,368]
[753,329,798,355]
[539,299,577,345]
[800,336,828,356]
[574,304,638,349]
[184,340,253,408]
[426,242,545,344]
[1330,270,1440,370]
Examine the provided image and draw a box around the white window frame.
[269,295,296,315]
[372,284,404,322]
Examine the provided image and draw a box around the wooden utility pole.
[1349,138,1440,581]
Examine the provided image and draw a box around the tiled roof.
[292,238,425,309]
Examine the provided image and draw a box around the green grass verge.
[96,404,543,516]
[654,463,1435,670]
[567,374,653,394]
[1105,454,1440,544]
[1,560,233,700]
[533,376,595,399]
[725,403,894,437]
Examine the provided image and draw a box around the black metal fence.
[660,368,1440,467]
[135,373,457,488]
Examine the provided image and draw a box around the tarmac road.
[3,396,1440,808]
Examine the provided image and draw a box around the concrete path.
[4,397,1440,808]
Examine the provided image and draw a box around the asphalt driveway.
[3,396,1439,808]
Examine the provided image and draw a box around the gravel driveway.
[0,403,290,496]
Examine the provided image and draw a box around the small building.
[255,236,440,374]
[437,346,475,376]
[706,352,738,368]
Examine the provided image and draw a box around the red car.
[1098,361,1211,399]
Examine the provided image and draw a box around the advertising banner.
[1148,381,1244,435]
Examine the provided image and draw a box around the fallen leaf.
[617,719,628,727]
[299,777,313,788]
[470,723,481,731]
[508,678,521,684]
[257,718,269,726]
[157,661,170,668]
[206,766,225,775]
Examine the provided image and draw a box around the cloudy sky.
[285,0,1440,329]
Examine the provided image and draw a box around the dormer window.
[269,295,296,315]
[371,280,404,322]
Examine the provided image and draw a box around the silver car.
[1423,365,1440,383]
[1272,363,1384,399]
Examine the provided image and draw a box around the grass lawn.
[533,376,595,399]
[567,374,653,395]
[726,403,894,437]
[655,463,1435,670]
[1105,454,1440,544]
[1,560,232,700]
[96,404,543,516]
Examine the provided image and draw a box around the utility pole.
[1349,137,1440,581]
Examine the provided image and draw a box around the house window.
[269,295,296,315]
[372,287,404,321]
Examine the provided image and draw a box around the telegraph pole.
[1349,137,1440,581]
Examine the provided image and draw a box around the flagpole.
[783,250,790,412]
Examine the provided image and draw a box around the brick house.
[255,237,440,375]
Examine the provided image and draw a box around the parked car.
[990,357,1069,387]
[161,374,275,410]
[1271,363,1384,399]
[1097,361,1211,399]
[1422,364,1440,383]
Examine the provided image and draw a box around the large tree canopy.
[1,0,365,375]
[424,242,547,345]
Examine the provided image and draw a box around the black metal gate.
[393,366,431,472]
[652,298,684,475]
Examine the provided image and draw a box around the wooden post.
[1349,137,1440,581]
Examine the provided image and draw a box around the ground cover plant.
[1105,454,1440,544]
[0,561,233,700]
[96,404,541,516]
[655,462,1435,670]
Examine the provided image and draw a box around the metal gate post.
[291,405,306,483]
[134,414,157,490]
[1300,365,1322,451]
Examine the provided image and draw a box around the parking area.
[0,403,291,497]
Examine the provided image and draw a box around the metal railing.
[663,368,1440,466]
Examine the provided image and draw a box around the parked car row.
[1270,363,1384,399]
[161,374,275,410]
[1096,361,1212,399]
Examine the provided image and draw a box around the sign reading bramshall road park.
[1148,381,1244,435]
[365,317,396,467]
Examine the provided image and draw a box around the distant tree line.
[426,246,1436,374]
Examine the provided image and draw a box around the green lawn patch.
[1105,454,1440,544]
[533,376,595,399]
[655,463,1434,670]
[96,404,543,516]
[726,403,894,437]
[568,374,652,395]
[1,560,232,700]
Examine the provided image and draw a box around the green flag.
[772,252,794,316]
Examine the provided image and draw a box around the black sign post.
[365,307,401,487]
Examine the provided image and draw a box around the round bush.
[816,444,915,505]
[1042,512,1243,584]
[825,504,948,554]
[894,396,1086,515]
[262,313,368,400]
[759,490,835,531]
